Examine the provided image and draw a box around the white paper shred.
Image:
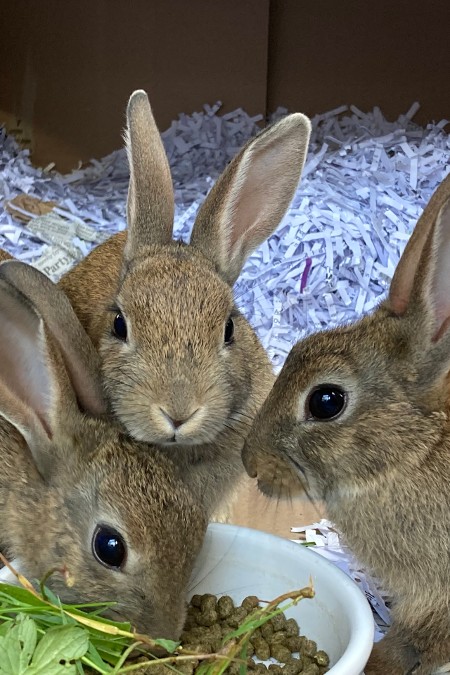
[291,519,390,642]
[1,104,450,659]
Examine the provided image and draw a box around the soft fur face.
[100,246,265,446]
[6,426,207,639]
[243,305,444,503]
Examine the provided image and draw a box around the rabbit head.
[0,261,207,640]
[243,174,450,674]
[60,91,312,452]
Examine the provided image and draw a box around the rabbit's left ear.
[190,113,311,286]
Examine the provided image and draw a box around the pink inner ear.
[0,296,53,439]
[224,143,298,265]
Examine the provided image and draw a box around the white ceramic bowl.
[188,523,374,675]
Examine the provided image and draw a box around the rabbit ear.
[415,196,450,341]
[0,277,86,479]
[189,114,311,285]
[124,90,174,261]
[395,195,450,384]
[389,173,450,316]
[0,261,107,417]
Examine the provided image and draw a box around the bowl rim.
[204,522,375,675]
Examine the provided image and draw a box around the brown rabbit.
[56,90,311,516]
[242,173,450,675]
[0,260,207,639]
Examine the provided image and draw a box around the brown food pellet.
[190,594,202,608]
[268,666,283,674]
[253,636,271,660]
[250,627,262,641]
[217,595,234,619]
[268,630,287,646]
[270,613,287,631]
[200,594,217,614]
[270,644,292,663]
[303,665,320,675]
[242,595,260,612]
[285,618,300,637]
[261,621,274,640]
[228,606,248,627]
[196,609,218,627]
[314,650,330,667]
[285,636,304,653]
[282,657,304,675]
[302,638,317,658]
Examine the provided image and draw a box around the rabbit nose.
[160,408,197,430]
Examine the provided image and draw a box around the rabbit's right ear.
[124,90,174,262]
[0,261,107,417]
[0,278,86,479]
[189,113,311,285]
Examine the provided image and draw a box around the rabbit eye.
[307,385,346,421]
[112,312,127,341]
[224,317,234,345]
[93,525,127,569]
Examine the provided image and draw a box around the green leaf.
[153,639,180,654]
[0,615,38,674]
[29,625,89,673]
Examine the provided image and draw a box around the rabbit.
[0,259,208,640]
[54,90,312,516]
[242,172,450,675]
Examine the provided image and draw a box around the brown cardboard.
[268,0,450,125]
[0,0,269,171]
[230,476,325,539]
[2,1,450,172]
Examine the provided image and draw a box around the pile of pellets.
[178,593,330,674]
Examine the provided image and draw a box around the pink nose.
[160,407,197,431]
[170,417,186,429]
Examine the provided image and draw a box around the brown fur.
[57,90,312,517]
[243,175,450,674]
[0,250,13,263]
[0,265,207,639]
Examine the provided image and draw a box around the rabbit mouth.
[120,402,232,446]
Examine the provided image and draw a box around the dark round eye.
[92,525,127,569]
[113,312,127,341]
[224,317,234,345]
[307,386,346,420]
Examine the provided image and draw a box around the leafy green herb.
[0,614,88,675]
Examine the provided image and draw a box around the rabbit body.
[242,174,450,674]
[58,91,312,517]
[0,261,207,640]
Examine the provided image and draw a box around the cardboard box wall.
[1,0,449,172]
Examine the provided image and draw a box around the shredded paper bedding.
[1,101,449,646]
